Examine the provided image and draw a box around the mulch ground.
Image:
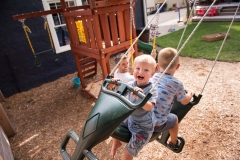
[2,55,240,160]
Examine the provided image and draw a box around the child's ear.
[156,63,160,71]
[176,64,180,70]
[151,72,155,77]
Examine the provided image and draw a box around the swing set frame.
[13,0,138,98]
[19,16,57,67]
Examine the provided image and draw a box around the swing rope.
[150,0,218,93]
[176,0,198,50]
[200,2,240,95]
[110,0,168,76]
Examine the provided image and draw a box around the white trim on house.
[42,0,82,54]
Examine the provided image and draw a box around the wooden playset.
[13,0,138,99]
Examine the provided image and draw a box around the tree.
[185,0,190,18]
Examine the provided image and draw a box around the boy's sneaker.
[167,140,181,151]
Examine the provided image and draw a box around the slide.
[137,39,158,61]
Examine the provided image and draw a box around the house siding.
[0,0,76,98]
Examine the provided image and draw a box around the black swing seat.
[59,76,202,160]
[111,93,202,153]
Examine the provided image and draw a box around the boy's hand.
[151,49,157,59]
[111,78,120,82]
[186,90,194,98]
[131,87,143,100]
[134,87,143,93]
[129,46,135,55]
[127,46,135,60]
[181,89,194,105]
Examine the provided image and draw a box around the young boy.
[110,54,158,160]
[150,47,194,150]
[114,47,135,83]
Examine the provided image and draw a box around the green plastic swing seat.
[137,39,159,61]
[59,76,202,160]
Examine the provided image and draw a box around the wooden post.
[0,103,16,138]
[0,90,5,102]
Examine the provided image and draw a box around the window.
[42,0,83,53]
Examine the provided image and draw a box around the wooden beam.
[79,57,95,65]
[71,44,100,59]
[12,5,90,21]
[101,40,132,54]
[93,3,129,14]
[0,103,16,138]
[63,9,92,17]
[93,0,136,8]
[60,0,67,10]
[0,90,5,102]
[71,44,99,55]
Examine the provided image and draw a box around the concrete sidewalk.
[147,8,187,37]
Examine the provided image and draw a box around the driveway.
[147,8,187,37]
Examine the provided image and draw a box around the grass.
[156,22,240,62]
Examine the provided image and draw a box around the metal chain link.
[151,5,160,49]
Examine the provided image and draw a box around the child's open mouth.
[137,76,144,80]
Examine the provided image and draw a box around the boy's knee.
[175,116,178,123]
[169,113,178,124]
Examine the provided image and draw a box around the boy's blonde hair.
[158,47,179,69]
[134,54,156,71]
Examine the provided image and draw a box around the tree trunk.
[185,0,190,19]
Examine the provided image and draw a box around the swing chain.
[19,19,26,28]
[19,19,35,55]
[129,0,134,67]
[131,2,135,30]
[151,7,160,50]
[42,16,55,50]
[129,0,133,44]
